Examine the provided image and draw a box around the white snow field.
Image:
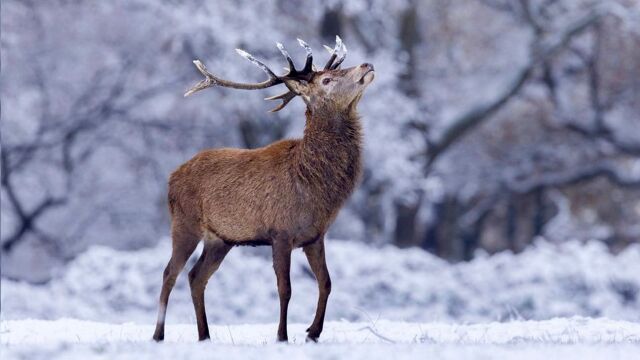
[2,318,639,359]
[2,239,640,358]
[3,239,640,324]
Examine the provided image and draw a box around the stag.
[152,37,374,343]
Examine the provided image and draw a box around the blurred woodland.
[2,0,640,281]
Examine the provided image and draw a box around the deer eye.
[322,78,332,85]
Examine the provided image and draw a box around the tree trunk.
[393,198,422,248]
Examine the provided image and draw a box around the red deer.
[152,37,374,343]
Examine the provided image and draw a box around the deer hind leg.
[188,236,232,341]
[152,221,200,342]
[272,237,293,342]
[303,237,331,343]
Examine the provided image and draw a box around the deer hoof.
[305,335,319,343]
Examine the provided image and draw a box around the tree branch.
[564,121,640,157]
[425,5,608,171]
[461,161,640,230]
[2,195,67,252]
[507,162,640,194]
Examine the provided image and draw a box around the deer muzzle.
[357,63,375,85]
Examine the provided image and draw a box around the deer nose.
[360,63,374,71]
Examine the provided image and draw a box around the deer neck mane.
[295,104,363,203]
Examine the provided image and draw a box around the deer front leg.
[272,239,293,342]
[303,238,331,342]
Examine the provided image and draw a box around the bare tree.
[396,2,640,258]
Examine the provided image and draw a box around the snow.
[2,240,639,358]
[327,35,345,56]
[276,42,292,61]
[234,49,275,77]
[1,318,639,359]
[296,38,313,57]
[0,239,638,328]
[2,239,640,325]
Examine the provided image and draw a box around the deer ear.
[283,79,312,104]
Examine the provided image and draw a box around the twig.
[226,325,235,345]
[357,325,395,344]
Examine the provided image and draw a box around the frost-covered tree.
[2,0,639,281]
[396,0,640,258]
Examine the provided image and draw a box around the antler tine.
[184,61,215,97]
[265,90,296,112]
[323,52,337,70]
[276,42,297,74]
[186,40,320,111]
[235,48,280,79]
[297,38,314,73]
[330,42,348,70]
[184,49,281,97]
[323,35,343,70]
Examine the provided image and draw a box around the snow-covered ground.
[3,239,640,324]
[2,239,640,358]
[2,318,639,359]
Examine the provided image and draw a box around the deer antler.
[323,36,347,70]
[184,51,281,97]
[185,36,348,112]
[262,39,318,112]
[275,39,316,82]
[264,37,349,112]
[264,91,297,113]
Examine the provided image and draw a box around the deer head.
[184,36,374,113]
